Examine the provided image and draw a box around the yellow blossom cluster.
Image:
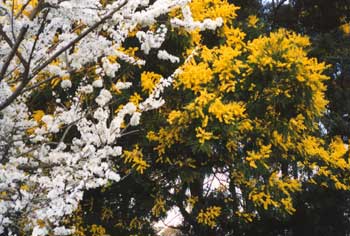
[122,145,149,174]
[141,71,162,94]
[151,196,167,217]
[247,15,259,28]
[10,0,38,16]
[340,23,350,35]
[197,206,222,228]
[145,0,350,224]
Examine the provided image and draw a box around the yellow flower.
[122,145,149,174]
[247,15,259,28]
[129,92,142,105]
[151,196,166,217]
[90,224,106,236]
[13,0,38,16]
[340,23,350,35]
[289,114,306,132]
[195,127,215,144]
[208,98,245,124]
[195,90,216,106]
[189,0,239,23]
[197,206,221,228]
[167,110,183,125]
[141,71,162,94]
[32,110,45,123]
[176,60,213,92]
[246,144,272,168]
[249,191,278,210]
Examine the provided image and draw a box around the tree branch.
[0,0,127,111]
[0,25,28,82]
[0,26,28,68]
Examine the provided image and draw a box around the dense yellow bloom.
[145,0,343,222]
[213,46,242,75]
[300,135,328,159]
[167,110,183,125]
[197,206,221,228]
[176,60,213,93]
[328,137,349,170]
[247,29,329,118]
[289,114,306,132]
[248,29,310,70]
[189,0,239,23]
[238,119,253,132]
[147,127,182,156]
[269,172,301,196]
[208,98,245,124]
[194,90,216,106]
[141,71,162,94]
[271,130,291,152]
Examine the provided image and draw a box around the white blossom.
[92,79,104,88]
[158,50,180,63]
[60,80,72,89]
[95,89,113,106]
[130,112,142,126]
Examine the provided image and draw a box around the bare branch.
[0,25,29,82]
[0,26,28,68]
[0,9,50,111]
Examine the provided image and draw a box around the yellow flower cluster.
[146,0,347,223]
[147,127,182,157]
[235,211,255,222]
[246,143,272,168]
[122,145,149,174]
[297,135,350,190]
[249,191,278,210]
[189,0,239,24]
[197,206,222,228]
[208,99,245,124]
[141,71,162,94]
[195,127,216,144]
[247,29,329,116]
[247,15,259,28]
[176,60,213,93]
[268,172,301,214]
[11,0,38,16]
[90,225,106,236]
[151,196,166,217]
[340,23,350,35]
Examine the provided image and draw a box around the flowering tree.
[0,0,224,235]
[106,0,349,235]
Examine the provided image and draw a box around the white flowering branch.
[0,0,223,235]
